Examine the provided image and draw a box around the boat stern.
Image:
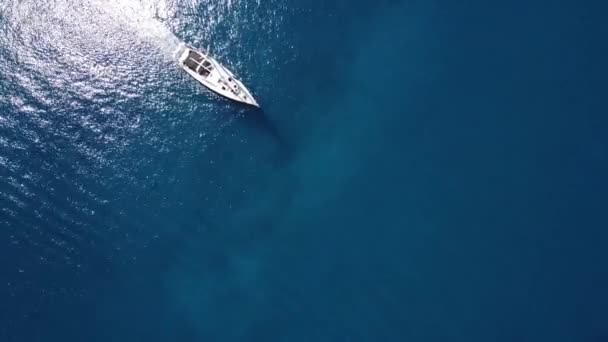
[174,43,189,64]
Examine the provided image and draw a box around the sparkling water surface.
[1,0,608,341]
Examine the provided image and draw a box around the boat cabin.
[184,50,214,78]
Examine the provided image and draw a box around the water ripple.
[1,0,288,323]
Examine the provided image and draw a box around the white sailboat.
[176,43,259,107]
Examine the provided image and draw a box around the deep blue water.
[1,0,608,341]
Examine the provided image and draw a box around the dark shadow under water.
[234,106,293,164]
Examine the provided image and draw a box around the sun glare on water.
[100,0,181,56]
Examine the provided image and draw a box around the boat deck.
[184,50,212,77]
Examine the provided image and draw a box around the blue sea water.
[1,0,608,341]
